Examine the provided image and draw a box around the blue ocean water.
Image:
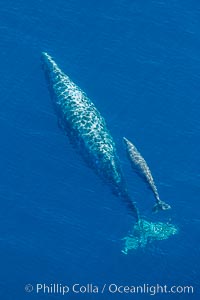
[0,0,199,299]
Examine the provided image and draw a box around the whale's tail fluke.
[152,199,171,213]
[121,218,178,254]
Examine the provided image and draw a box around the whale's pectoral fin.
[152,200,171,213]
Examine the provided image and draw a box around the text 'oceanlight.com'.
[24,283,194,296]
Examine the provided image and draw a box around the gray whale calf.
[123,137,171,212]
[41,52,139,220]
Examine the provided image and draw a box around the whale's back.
[42,53,128,196]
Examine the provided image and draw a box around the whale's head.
[41,52,66,92]
[41,52,63,101]
[41,52,60,74]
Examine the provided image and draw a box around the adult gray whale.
[41,52,139,221]
[123,137,171,212]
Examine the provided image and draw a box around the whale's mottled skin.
[123,137,171,212]
[41,52,139,220]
